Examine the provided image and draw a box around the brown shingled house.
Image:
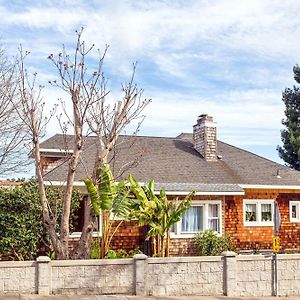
[40,114,300,255]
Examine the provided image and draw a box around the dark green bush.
[0,180,82,260]
[195,229,236,256]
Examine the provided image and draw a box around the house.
[39,114,300,255]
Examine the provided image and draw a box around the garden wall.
[0,253,300,296]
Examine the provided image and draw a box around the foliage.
[195,229,236,256]
[90,236,142,259]
[0,180,45,260]
[46,185,82,234]
[129,175,195,257]
[0,180,82,260]
[83,163,134,259]
[90,238,101,259]
[277,65,300,170]
[105,248,142,259]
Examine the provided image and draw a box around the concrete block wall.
[51,259,134,295]
[0,261,36,294]
[146,256,223,296]
[0,253,300,296]
[277,255,300,296]
[236,255,273,296]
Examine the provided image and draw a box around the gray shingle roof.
[40,133,300,188]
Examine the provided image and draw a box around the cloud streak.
[0,0,299,165]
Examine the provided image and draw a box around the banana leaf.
[98,163,116,211]
[82,178,100,215]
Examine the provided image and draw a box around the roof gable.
[40,133,300,187]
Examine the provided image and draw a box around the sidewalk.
[1,295,300,300]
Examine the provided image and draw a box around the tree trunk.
[166,229,170,257]
[71,197,94,259]
[152,236,157,257]
[100,211,110,258]
[32,125,62,257]
[160,234,165,257]
[59,92,83,259]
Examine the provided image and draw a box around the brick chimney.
[193,114,217,161]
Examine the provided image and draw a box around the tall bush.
[0,180,81,260]
[195,229,236,256]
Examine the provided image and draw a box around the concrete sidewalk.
[1,295,300,300]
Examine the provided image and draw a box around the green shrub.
[103,248,143,259]
[195,229,236,256]
[0,180,81,260]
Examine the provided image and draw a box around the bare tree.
[0,48,31,177]
[16,29,151,259]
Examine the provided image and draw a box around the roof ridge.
[217,140,289,169]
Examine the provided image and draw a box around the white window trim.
[70,215,102,238]
[290,201,300,222]
[243,199,274,226]
[171,200,222,238]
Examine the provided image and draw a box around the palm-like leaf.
[111,180,134,220]
[129,176,195,256]
[98,164,116,211]
[82,178,100,215]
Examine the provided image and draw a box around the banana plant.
[83,164,133,258]
[129,175,195,257]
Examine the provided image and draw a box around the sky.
[1,0,300,171]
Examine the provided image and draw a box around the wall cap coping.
[222,251,238,257]
[277,254,300,260]
[236,253,300,261]
[0,261,36,267]
[36,256,51,263]
[51,258,133,267]
[148,256,222,264]
[237,255,273,261]
[133,254,148,260]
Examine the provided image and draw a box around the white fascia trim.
[162,191,244,195]
[40,148,74,153]
[240,184,300,190]
[44,181,245,195]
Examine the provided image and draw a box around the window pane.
[245,204,256,221]
[292,204,297,219]
[208,218,219,232]
[261,204,272,222]
[209,204,218,217]
[208,204,220,232]
[181,206,203,232]
[171,223,175,232]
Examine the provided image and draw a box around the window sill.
[290,219,300,223]
[170,232,221,239]
[244,222,273,227]
[70,232,102,238]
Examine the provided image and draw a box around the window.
[70,196,102,237]
[290,201,300,222]
[243,200,274,226]
[208,204,220,232]
[172,201,222,237]
[181,206,203,233]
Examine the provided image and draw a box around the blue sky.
[1,0,300,167]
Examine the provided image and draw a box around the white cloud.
[0,0,298,165]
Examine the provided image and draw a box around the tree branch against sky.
[15,29,151,259]
[0,47,31,178]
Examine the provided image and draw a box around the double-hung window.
[243,199,274,226]
[290,201,300,222]
[172,201,222,236]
